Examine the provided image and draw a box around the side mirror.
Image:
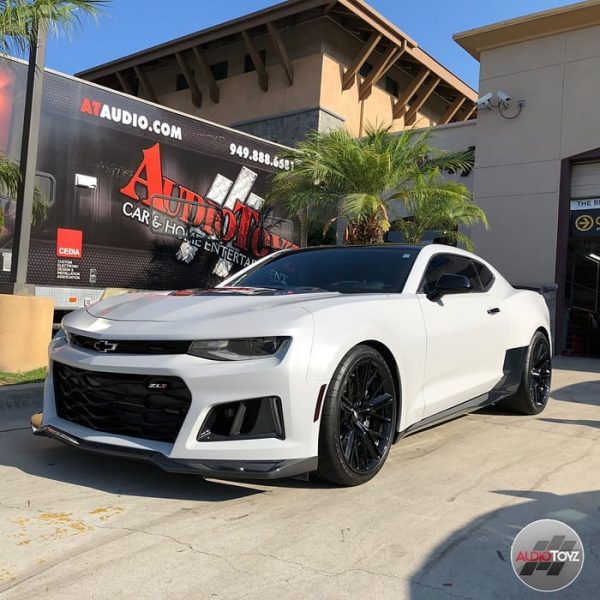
[427,273,472,302]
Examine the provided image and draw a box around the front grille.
[69,334,191,355]
[54,362,192,443]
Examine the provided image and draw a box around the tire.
[316,345,398,486]
[497,331,552,415]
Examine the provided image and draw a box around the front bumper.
[32,424,318,479]
[33,420,317,480]
[39,320,323,479]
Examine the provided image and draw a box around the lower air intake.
[197,397,285,441]
[54,362,191,443]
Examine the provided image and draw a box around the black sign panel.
[571,209,600,238]
[0,60,297,290]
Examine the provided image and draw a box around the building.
[449,0,600,356]
[76,0,477,146]
[78,0,600,357]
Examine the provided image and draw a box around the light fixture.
[589,253,600,261]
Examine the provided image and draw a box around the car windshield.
[227,247,421,294]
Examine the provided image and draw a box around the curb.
[0,382,44,410]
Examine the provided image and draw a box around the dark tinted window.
[385,76,399,97]
[244,50,266,73]
[210,60,229,81]
[473,260,494,291]
[176,73,189,91]
[359,62,373,78]
[420,254,482,294]
[230,248,420,294]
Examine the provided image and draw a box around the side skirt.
[396,346,527,442]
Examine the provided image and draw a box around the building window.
[359,62,373,78]
[244,49,266,73]
[210,60,229,81]
[385,76,398,97]
[176,73,189,91]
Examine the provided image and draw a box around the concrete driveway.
[0,356,598,599]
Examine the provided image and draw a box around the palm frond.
[0,154,48,226]
[269,123,485,246]
[0,0,106,58]
[0,154,21,197]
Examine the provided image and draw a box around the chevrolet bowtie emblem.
[93,340,119,353]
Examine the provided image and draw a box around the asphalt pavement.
[0,357,598,599]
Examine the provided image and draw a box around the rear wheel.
[498,331,552,415]
[316,345,397,486]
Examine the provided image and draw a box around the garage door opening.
[564,162,600,356]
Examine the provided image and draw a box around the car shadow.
[474,375,600,417]
[0,428,263,502]
[409,490,599,599]
[549,381,600,406]
[539,417,600,430]
[552,356,600,374]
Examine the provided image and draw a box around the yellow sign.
[575,214,595,232]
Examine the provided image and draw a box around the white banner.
[570,198,600,211]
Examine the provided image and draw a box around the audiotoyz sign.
[511,519,584,592]
[119,143,296,278]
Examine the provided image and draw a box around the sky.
[45,0,574,90]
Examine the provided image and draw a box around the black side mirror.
[427,273,472,302]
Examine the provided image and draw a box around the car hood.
[86,288,343,323]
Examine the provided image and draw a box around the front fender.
[305,295,427,430]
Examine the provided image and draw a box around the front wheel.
[498,331,552,415]
[316,345,398,486]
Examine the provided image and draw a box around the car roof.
[285,244,424,252]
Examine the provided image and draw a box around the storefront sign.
[570,198,600,211]
[570,208,600,237]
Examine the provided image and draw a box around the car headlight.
[188,337,290,361]
[53,327,71,344]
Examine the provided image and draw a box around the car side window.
[472,260,495,292]
[419,254,482,294]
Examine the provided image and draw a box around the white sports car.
[33,245,552,486]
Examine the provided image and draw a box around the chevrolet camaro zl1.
[32,245,552,486]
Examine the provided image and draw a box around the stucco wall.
[319,53,442,137]
[471,24,600,288]
[145,16,450,143]
[232,107,345,147]
[158,52,324,131]
[428,120,476,191]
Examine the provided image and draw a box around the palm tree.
[0,0,105,228]
[391,173,489,251]
[269,124,484,247]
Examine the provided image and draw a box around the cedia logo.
[58,247,81,257]
[56,228,83,259]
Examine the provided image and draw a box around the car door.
[417,253,507,417]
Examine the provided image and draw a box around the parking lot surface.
[0,356,598,599]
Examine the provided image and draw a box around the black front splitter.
[34,424,318,481]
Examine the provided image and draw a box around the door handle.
[487,307,501,315]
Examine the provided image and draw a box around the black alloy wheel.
[498,331,552,415]
[316,345,397,486]
[529,336,552,408]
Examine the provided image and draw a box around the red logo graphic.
[79,97,103,117]
[120,143,297,260]
[56,228,83,258]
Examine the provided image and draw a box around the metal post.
[9,23,47,296]
[594,261,600,314]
